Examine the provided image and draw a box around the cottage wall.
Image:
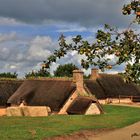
[85,103,101,115]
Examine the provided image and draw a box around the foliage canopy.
[0,72,18,79]
[43,0,140,84]
[25,69,50,78]
[54,63,78,77]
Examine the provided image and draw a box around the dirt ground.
[91,121,140,140]
[43,129,112,140]
[44,122,140,140]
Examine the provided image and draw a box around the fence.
[99,95,140,104]
[119,95,140,103]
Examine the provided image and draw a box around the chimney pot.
[73,70,84,89]
[90,68,99,80]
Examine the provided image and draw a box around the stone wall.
[6,106,51,117]
[0,108,6,116]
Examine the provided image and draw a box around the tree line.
[0,63,78,79]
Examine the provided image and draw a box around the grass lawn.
[0,105,140,140]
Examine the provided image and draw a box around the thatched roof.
[0,80,23,106]
[84,80,105,98]
[85,74,140,99]
[67,96,96,115]
[7,80,76,111]
[6,72,140,113]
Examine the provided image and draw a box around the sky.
[0,0,137,77]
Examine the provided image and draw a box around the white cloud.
[0,47,10,60]
[4,63,19,71]
[0,34,60,77]
[49,62,60,75]
[0,32,17,42]
[0,17,24,25]
[9,65,17,69]
[27,36,55,61]
[0,32,126,77]
[57,25,87,33]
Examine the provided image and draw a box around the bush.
[25,69,50,78]
[54,63,78,77]
[0,72,18,78]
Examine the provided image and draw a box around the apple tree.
[43,0,140,84]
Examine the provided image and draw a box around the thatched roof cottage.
[7,70,103,115]
[1,69,140,116]
[86,69,140,100]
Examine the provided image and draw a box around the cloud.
[0,32,17,42]
[0,33,60,77]
[27,36,57,61]
[0,17,24,25]
[0,32,126,77]
[0,0,132,78]
[57,24,87,32]
[0,0,132,27]
[0,47,10,60]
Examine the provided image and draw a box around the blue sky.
[0,0,136,77]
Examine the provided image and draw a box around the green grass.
[0,105,140,140]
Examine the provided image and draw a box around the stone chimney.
[59,70,84,115]
[73,70,84,89]
[73,70,90,96]
[90,68,99,80]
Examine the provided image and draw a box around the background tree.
[43,0,140,84]
[25,68,50,79]
[54,63,78,77]
[0,72,18,79]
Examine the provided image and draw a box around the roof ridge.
[25,77,73,81]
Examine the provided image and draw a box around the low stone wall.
[0,108,6,116]
[99,98,132,105]
[22,106,50,117]
[6,106,51,117]
[6,107,23,116]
